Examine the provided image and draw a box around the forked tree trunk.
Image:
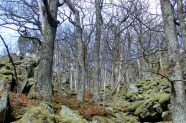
[160,0,186,122]
[35,0,59,101]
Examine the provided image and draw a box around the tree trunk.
[65,0,85,101]
[56,39,62,95]
[35,0,59,101]
[93,0,102,101]
[69,66,73,90]
[176,0,186,51]
[160,0,186,122]
[135,39,142,80]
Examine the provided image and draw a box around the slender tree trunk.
[75,63,79,93]
[111,61,114,89]
[135,39,142,80]
[84,43,89,89]
[56,39,62,95]
[126,31,131,83]
[158,35,163,70]
[65,0,85,101]
[176,0,186,51]
[93,0,102,101]
[160,0,186,122]
[69,65,73,90]
[37,0,45,33]
[103,63,107,108]
[35,0,59,101]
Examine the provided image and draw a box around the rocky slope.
[0,54,185,122]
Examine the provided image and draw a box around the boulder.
[59,105,85,123]
[16,76,28,93]
[125,92,138,102]
[0,69,14,75]
[162,111,172,121]
[134,101,163,122]
[0,53,23,63]
[92,116,115,123]
[0,91,9,122]
[16,102,77,123]
[127,84,139,93]
[17,58,36,78]
[114,113,139,123]
[0,74,12,91]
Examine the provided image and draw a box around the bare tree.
[93,0,102,101]
[160,0,186,122]
[34,0,60,101]
[64,0,86,101]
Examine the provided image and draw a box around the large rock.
[92,116,115,123]
[0,74,12,91]
[0,91,9,122]
[162,111,172,121]
[16,102,78,123]
[127,84,139,93]
[134,101,163,122]
[59,105,85,123]
[16,77,28,93]
[17,58,36,78]
[0,53,23,63]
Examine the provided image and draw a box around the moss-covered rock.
[59,105,85,123]
[125,92,138,102]
[130,100,145,111]
[92,116,115,123]
[114,113,139,123]
[14,61,23,65]
[0,74,12,91]
[162,111,172,121]
[159,94,170,104]
[0,69,14,75]
[134,101,163,122]
[0,91,8,123]
[2,75,12,83]
[14,102,77,123]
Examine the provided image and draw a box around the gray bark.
[135,39,142,80]
[176,0,186,51]
[35,0,59,101]
[160,0,186,122]
[56,39,62,95]
[65,0,85,101]
[93,0,102,101]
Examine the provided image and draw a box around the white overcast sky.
[0,0,161,56]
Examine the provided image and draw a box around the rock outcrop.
[0,91,9,122]
[107,74,172,122]
[16,102,84,123]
